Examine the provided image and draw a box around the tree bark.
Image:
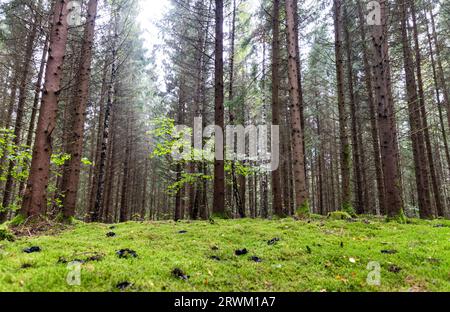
[91,17,118,222]
[271,0,283,217]
[333,0,351,211]
[88,58,109,218]
[1,9,40,218]
[370,0,403,218]
[411,1,443,217]
[425,8,450,182]
[357,1,386,215]
[20,0,70,219]
[213,0,225,216]
[343,5,363,214]
[285,0,308,212]
[60,0,98,220]
[428,6,450,135]
[399,0,433,218]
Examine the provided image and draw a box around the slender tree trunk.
[315,92,324,215]
[102,109,116,223]
[174,80,186,221]
[227,0,244,218]
[292,0,307,191]
[399,0,433,218]
[92,18,118,222]
[281,123,291,214]
[260,38,268,218]
[0,71,11,127]
[18,37,49,198]
[3,63,19,130]
[271,0,283,217]
[357,1,386,215]
[88,58,109,216]
[1,11,40,218]
[425,9,450,180]
[428,6,450,133]
[213,0,225,216]
[285,0,308,213]
[119,114,131,223]
[343,6,363,214]
[411,1,443,217]
[26,37,48,149]
[140,157,149,219]
[333,0,351,211]
[357,110,371,213]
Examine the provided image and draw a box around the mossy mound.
[327,211,353,220]
[0,227,15,242]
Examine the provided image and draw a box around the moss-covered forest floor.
[0,216,449,292]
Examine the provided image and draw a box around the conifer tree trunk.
[60,0,98,220]
[399,0,433,218]
[3,63,19,129]
[425,9,450,180]
[370,0,403,218]
[410,1,443,217]
[1,9,40,218]
[260,38,268,218]
[102,111,117,223]
[357,1,386,215]
[292,0,307,190]
[119,111,131,223]
[92,17,118,222]
[343,6,363,214]
[88,59,109,217]
[315,89,324,215]
[174,80,186,221]
[140,157,149,219]
[18,36,49,199]
[333,0,351,211]
[285,0,308,212]
[271,0,283,217]
[213,0,225,216]
[20,0,70,219]
[228,0,244,218]
[428,6,450,133]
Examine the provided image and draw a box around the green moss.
[55,213,75,225]
[395,210,408,224]
[211,211,232,219]
[327,211,353,220]
[342,202,356,216]
[9,214,26,227]
[0,227,15,242]
[296,200,310,218]
[0,217,449,292]
[385,209,408,224]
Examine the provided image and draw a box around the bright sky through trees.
[137,0,167,51]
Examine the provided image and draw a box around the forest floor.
[0,216,449,292]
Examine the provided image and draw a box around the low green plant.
[296,200,310,218]
[0,227,15,242]
[328,210,353,220]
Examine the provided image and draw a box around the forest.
[0,0,449,293]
